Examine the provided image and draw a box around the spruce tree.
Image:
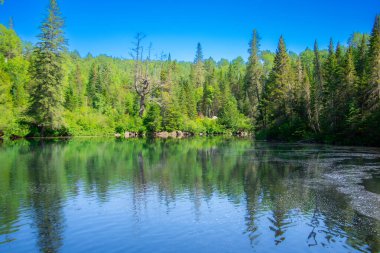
[323,39,338,132]
[344,46,359,125]
[295,58,311,128]
[87,63,99,108]
[312,41,324,132]
[344,46,358,93]
[244,30,263,123]
[0,24,22,61]
[356,35,368,79]
[192,43,205,88]
[367,15,380,110]
[194,43,203,64]
[336,43,354,132]
[265,36,293,127]
[29,0,66,134]
[179,79,197,119]
[303,66,313,131]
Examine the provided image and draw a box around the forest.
[1,0,380,145]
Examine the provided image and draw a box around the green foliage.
[161,94,182,131]
[264,36,293,129]
[143,104,162,133]
[218,97,251,132]
[244,30,263,122]
[0,24,22,60]
[29,0,66,134]
[64,107,114,136]
[1,8,380,146]
[198,117,223,134]
[367,15,380,111]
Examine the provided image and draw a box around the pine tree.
[335,42,344,66]
[303,67,313,131]
[192,43,205,88]
[294,58,311,128]
[312,41,324,132]
[265,36,293,127]
[0,67,13,134]
[179,79,197,119]
[344,46,358,94]
[201,59,217,117]
[244,30,263,123]
[336,43,355,132]
[367,15,380,111]
[194,43,203,64]
[29,0,66,134]
[143,104,162,133]
[344,46,359,128]
[0,24,22,61]
[87,63,99,108]
[323,39,338,132]
[356,35,368,79]
[65,64,83,110]
[227,57,245,103]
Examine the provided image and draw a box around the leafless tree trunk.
[131,33,161,117]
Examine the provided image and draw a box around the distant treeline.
[0,0,379,145]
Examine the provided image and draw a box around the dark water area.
[0,138,379,253]
[362,174,380,194]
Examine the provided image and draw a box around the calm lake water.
[0,138,379,253]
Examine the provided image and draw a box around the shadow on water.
[0,138,379,253]
[361,174,380,194]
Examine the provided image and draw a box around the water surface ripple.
[0,138,379,253]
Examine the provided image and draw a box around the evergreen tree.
[201,59,220,117]
[143,104,162,133]
[161,95,181,131]
[367,15,380,111]
[244,30,263,123]
[29,0,66,134]
[336,43,355,132]
[87,63,99,108]
[0,24,22,61]
[265,36,293,127]
[356,35,368,79]
[0,67,13,134]
[303,66,313,131]
[179,79,197,119]
[294,58,311,129]
[192,43,205,88]
[194,42,203,64]
[65,64,83,110]
[312,41,324,132]
[323,39,338,133]
[227,57,245,103]
[344,46,358,95]
[344,46,359,129]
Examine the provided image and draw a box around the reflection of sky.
[0,0,379,61]
[0,140,379,253]
[2,184,367,253]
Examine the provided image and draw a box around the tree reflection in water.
[0,138,379,253]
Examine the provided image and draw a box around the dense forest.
[0,0,380,145]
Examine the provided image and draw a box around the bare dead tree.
[131,33,162,117]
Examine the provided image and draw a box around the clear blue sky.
[0,0,379,61]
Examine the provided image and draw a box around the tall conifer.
[29,0,66,133]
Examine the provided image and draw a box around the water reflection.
[28,142,65,253]
[0,138,379,253]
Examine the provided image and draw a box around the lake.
[0,138,379,253]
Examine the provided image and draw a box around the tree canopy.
[0,2,379,145]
